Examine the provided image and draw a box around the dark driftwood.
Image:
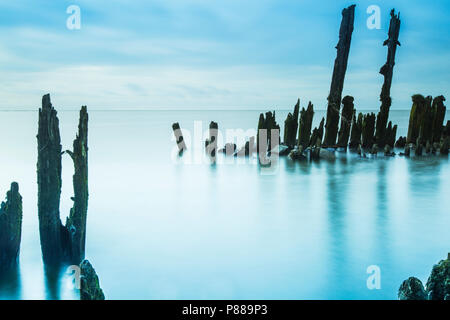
[37,94,89,266]
[80,260,105,300]
[323,5,356,147]
[298,102,314,150]
[375,9,401,148]
[337,96,354,148]
[0,182,22,269]
[283,99,300,148]
[66,106,89,265]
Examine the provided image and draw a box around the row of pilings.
[0,94,104,300]
[172,6,448,161]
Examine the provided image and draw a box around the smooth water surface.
[0,109,449,299]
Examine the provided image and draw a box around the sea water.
[0,109,449,300]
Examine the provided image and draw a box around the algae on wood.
[323,5,356,147]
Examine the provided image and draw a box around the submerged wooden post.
[66,106,89,265]
[0,182,22,269]
[349,112,363,149]
[80,260,105,300]
[375,9,401,148]
[37,94,65,265]
[361,113,376,149]
[37,94,91,266]
[406,94,427,145]
[205,121,218,161]
[298,102,314,150]
[337,96,355,148]
[431,96,446,144]
[323,5,356,147]
[172,122,187,155]
[283,99,300,148]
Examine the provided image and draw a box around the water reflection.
[0,266,21,300]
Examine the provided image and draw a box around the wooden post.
[323,5,356,147]
[66,106,89,265]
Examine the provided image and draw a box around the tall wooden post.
[323,5,356,147]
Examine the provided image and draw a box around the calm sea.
[0,109,449,300]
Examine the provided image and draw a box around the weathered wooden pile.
[0,94,104,300]
[170,6,448,161]
[398,254,450,300]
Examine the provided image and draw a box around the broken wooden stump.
[323,4,356,147]
[431,96,446,144]
[283,99,300,148]
[298,101,314,150]
[37,94,90,266]
[237,137,256,157]
[0,182,22,270]
[395,136,406,148]
[37,94,65,266]
[406,94,448,155]
[361,113,376,149]
[172,122,187,156]
[385,121,398,148]
[406,94,427,145]
[257,111,280,157]
[80,260,105,300]
[205,121,218,161]
[399,254,450,300]
[309,117,325,149]
[349,112,363,149]
[337,96,354,148]
[375,9,401,148]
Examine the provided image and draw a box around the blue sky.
[0,0,449,110]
